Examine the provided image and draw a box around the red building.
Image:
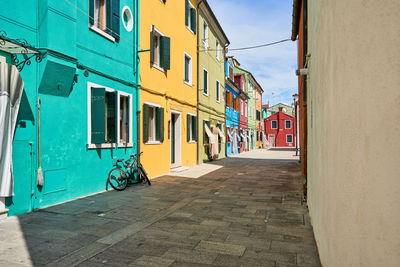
[264,107,295,147]
[235,73,248,153]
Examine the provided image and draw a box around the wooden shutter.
[105,0,111,34]
[112,0,120,41]
[106,91,118,143]
[187,114,191,142]
[91,87,106,144]
[190,8,196,33]
[192,116,198,141]
[160,36,170,70]
[89,0,94,25]
[150,27,155,64]
[156,107,164,142]
[229,67,233,80]
[203,70,207,94]
[143,104,149,142]
[185,0,189,26]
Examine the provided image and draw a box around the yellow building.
[140,0,198,178]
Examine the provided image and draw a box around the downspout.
[136,0,141,161]
[196,1,203,164]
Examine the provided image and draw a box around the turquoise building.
[0,0,140,216]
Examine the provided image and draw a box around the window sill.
[203,93,209,97]
[188,141,197,144]
[184,80,193,87]
[186,26,195,35]
[152,63,165,73]
[118,142,134,147]
[145,141,161,145]
[87,143,116,149]
[89,26,115,42]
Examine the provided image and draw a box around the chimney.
[278,107,283,112]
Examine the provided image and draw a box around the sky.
[207,0,297,106]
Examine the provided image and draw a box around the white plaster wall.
[307,0,400,266]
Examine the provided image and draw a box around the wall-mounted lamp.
[296,68,309,76]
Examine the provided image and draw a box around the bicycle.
[108,152,151,191]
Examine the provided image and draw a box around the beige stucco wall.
[306,0,400,266]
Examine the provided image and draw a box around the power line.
[199,38,292,52]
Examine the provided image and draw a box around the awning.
[204,123,215,144]
[217,128,226,144]
[0,62,24,197]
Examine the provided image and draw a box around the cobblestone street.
[0,150,321,266]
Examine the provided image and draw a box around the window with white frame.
[143,103,164,143]
[203,69,208,95]
[245,103,247,117]
[240,101,243,115]
[203,19,208,50]
[286,134,293,143]
[216,39,220,60]
[187,114,198,142]
[184,52,192,85]
[216,80,220,102]
[94,0,107,31]
[88,82,132,148]
[271,120,277,129]
[151,26,170,70]
[185,0,196,33]
[285,120,292,129]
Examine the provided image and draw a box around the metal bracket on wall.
[0,30,47,71]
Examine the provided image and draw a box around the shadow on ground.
[0,152,321,266]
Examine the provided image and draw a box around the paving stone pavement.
[0,150,321,266]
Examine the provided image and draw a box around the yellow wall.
[140,0,198,178]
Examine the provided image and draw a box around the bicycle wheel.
[138,166,151,185]
[108,168,128,191]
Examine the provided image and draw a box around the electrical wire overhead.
[200,38,292,52]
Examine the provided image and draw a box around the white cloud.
[207,0,298,106]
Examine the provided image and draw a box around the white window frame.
[151,25,165,72]
[87,82,133,149]
[203,19,208,51]
[216,80,220,103]
[245,102,247,117]
[203,68,209,96]
[89,0,115,42]
[187,112,196,143]
[186,0,195,34]
[183,51,193,86]
[285,120,292,129]
[144,101,162,145]
[117,91,133,147]
[271,120,278,129]
[286,134,293,143]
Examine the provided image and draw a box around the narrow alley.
[0,150,320,266]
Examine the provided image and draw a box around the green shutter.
[106,91,117,143]
[187,114,191,142]
[190,8,196,33]
[89,0,94,25]
[156,107,164,142]
[216,81,219,101]
[185,0,189,26]
[143,104,149,143]
[91,87,106,144]
[150,27,155,64]
[105,0,112,34]
[192,116,198,141]
[203,70,207,94]
[160,36,171,70]
[111,0,120,41]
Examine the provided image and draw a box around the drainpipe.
[136,0,141,162]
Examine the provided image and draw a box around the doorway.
[268,134,276,147]
[170,111,181,167]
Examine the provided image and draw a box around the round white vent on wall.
[122,6,133,32]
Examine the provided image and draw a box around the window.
[203,69,208,95]
[286,135,293,143]
[89,0,120,42]
[240,101,243,115]
[187,114,198,142]
[203,19,208,51]
[285,120,292,129]
[256,110,261,120]
[151,26,170,70]
[216,40,220,60]
[184,52,192,85]
[143,103,164,144]
[271,120,277,129]
[216,80,220,102]
[185,0,196,33]
[88,83,132,148]
[245,103,247,117]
